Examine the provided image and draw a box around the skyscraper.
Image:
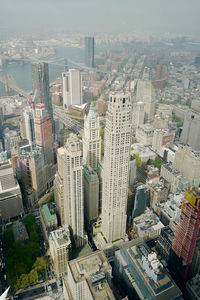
[23,106,35,146]
[32,62,53,130]
[63,134,84,247]
[83,103,101,170]
[171,187,200,283]
[54,147,65,225]
[101,92,132,243]
[62,69,82,109]
[34,103,54,166]
[84,37,94,68]
[136,80,155,120]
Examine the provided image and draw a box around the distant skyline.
[0,0,200,36]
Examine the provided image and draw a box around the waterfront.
[0,46,84,97]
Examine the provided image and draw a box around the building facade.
[83,165,99,224]
[63,134,85,247]
[31,62,53,130]
[49,226,71,278]
[62,69,82,109]
[84,37,94,68]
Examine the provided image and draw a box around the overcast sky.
[0,0,200,36]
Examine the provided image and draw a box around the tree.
[153,157,163,170]
[133,154,146,168]
[33,257,48,273]
[29,269,38,285]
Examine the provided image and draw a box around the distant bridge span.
[0,75,29,98]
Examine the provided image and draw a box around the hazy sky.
[0,0,200,36]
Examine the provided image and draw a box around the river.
[0,46,85,97]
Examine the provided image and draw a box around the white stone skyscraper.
[62,69,82,109]
[63,134,84,247]
[101,92,132,243]
[83,103,101,170]
[23,106,35,146]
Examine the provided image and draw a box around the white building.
[101,92,132,243]
[173,145,200,187]
[135,123,154,146]
[132,101,144,132]
[62,69,82,109]
[152,129,174,156]
[83,103,101,170]
[23,106,35,146]
[136,80,155,120]
[54,147,65,226]
[63,250,114,300]
[133,209,164,240]
[49,226,71,278]
[63,134,85,247]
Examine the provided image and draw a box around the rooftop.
[42,203,57,223]
[119,239,182,300]
[68,250,114,299]
[49,226,71,248]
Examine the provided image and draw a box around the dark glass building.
[84,37,94,68]
[31,62,54,132]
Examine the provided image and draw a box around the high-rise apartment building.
[62,69,82,109]
[63,134,84,247]
[34,103,54,166]
[31,62,53,129]
[84,37,94,68]
[83,103,101,170]
[54,147,65,225]
[49,226,71,278]
[101,92,132,243]
[23,106,35,146]
[172,187,200,283]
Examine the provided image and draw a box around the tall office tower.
[101,93,132,243]
[83,103,101,170]
[132,184,147,218]
[0,160,24,220]
[171,187,200,284]
[54,147,65,225]
[62,69,82,109]
[84,37,94,68]
[136,79,155,120]
[180,102,200,151]
[49,226,71,278]
[63,134,84,247]
[132,101,145,132]
[23,106,35,146]
[31,62,53,130]
[83,165,99,224]
[34,103,54,165]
